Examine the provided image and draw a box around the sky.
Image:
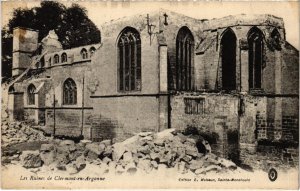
[1,1,299,49]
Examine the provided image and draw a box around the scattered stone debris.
[20,150,43,168]
[1,115,51,147]
[2,127,239,175]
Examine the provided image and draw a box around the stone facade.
[6,9,299,166]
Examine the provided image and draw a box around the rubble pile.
[5,128,239,175]
[1,118,51,147]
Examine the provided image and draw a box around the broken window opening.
[271,28,282,50]
[8,86,15,93]
[248,27,264,90]
[176,27,194,91]
[28,84,36,105]
[118,27,141,92]
[63,78,77,105]
[221,28,237,91]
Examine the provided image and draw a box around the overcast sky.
[2,1,299,49]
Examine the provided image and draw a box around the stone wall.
[8,92,25,121]
[92,12,161,97]
[197,25,289,93]
[282,42,299,94]
[170,93,239,158]
[240,144,299,170]
[44,108,90,138]
[24,108,36,123]
[8,12,298,156]
[12,27,39,76]
[239,95,299,169]
[87,96,164,142]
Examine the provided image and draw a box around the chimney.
[12,27,39,76]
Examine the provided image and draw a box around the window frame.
[176,26,195,91]
[54,54,60,64]
[220,28,237,91]
[89,47,96,56]
[117,27,141,92]
[27,84,36,106]
[248,27,265,90]
[184,97,205,115]
[81,48,88,59]
[63,78,77,105]
[61,52,67,63]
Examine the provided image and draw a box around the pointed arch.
[27,84,36,105]
[117,27,141,91]
[61,52,67,63]
[248,27,264,89]
[89,46,96,56]
[81,48,88,59]
[176,26,194,91]
[271,28,282,50]
[8,86,15,93]
[220,28,237,90]
[48,57,52,66]
[63,78,77,105]
[54,54,59,64]
[271,28,280,39]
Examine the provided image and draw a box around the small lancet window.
[61,53,67,63]
[90,47,96,56]
[27,84,36,105]
[54,54,59,64]
[81,48,88,59]
[8,86,15,94]
[270,28,281,50]
[48,57,52,65]
[248,27,264,90]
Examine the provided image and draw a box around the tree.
[2,28,13,79]
[2,1,100,79]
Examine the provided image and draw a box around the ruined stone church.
[7,10,299,162]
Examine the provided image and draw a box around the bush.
[199,132,219,145]
[182,126,220,145]
[182,126,199,136]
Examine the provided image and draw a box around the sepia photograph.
[1,0,299,189]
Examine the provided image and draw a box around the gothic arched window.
[248,27,264,89]
[270,28,281,50]
[63,78,77,105]
[81,48,88,59]
[221,28,237,90]
[28,84,36,105]
[118,27,141,91]
[48,57,52,65]
[90,47,96,56]
[8,86,15,94]
[61,53,67,63]
[54,54,59,64]
[176,26,194,91]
